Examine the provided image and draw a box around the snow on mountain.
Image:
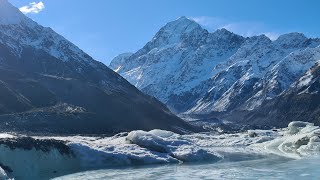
[233,62,320,127]
[190,34,320,113]
[110,17,246,112]
[0,1,196,134]
[109,53,133,72]
[110,16,320,116]
[284,59,320,96]
[0,0,94,64]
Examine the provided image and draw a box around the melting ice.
[0,121,320,179]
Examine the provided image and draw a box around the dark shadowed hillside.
[0,0,195,135]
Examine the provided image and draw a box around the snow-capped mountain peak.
[162,16,202,34]
[0,1,94,63]
[273,32,308,48]
[208,28,243,42]
[0,2,194,135]
[150,16,206,47]
[110,17,320,116]
[212,28,233,36]
[0,0,27,25]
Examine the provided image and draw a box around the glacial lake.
[54,154,320,179]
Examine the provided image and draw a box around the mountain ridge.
[110,16,320,126]
[0,2,196,134]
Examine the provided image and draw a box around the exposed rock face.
[0,0,195,134]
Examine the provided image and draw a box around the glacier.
[0,121,319,179]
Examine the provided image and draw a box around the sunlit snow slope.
[110,17,320,126]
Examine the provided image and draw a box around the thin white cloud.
[190,16,280,40]
[263,32,280,41]
[19,1,45,14]
[190,16,226,29]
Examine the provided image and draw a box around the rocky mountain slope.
[110,16,320,126]
[0,0,195,134]
[231,62,320,127]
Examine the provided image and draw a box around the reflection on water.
[54,156,320,180]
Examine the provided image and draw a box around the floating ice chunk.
[149,129,177,138]
[0,167,9,180]
[173,145,221,162]
[68,142,179,168]
[126,130,221,162]
[297,135,320,156]
[259,121,320,158]
[310,129,320,138]
[287,121,314,135]
[126,130,192,153]
[255,136,274,143]
[298,136,320,152]
[248,130,258,137]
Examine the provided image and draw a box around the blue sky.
[8,0,320,65]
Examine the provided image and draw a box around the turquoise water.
[54,156,320,180]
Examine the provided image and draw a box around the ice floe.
[256,121,320,158]
[126,130,221,162]
[0,121,320,179]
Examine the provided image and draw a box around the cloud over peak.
[19,1,45,14]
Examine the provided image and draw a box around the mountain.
[0,0,195,135]
[110,17,246,112]
[188,33,320,114]
[110,16,320,126]
[230,62,320,127]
